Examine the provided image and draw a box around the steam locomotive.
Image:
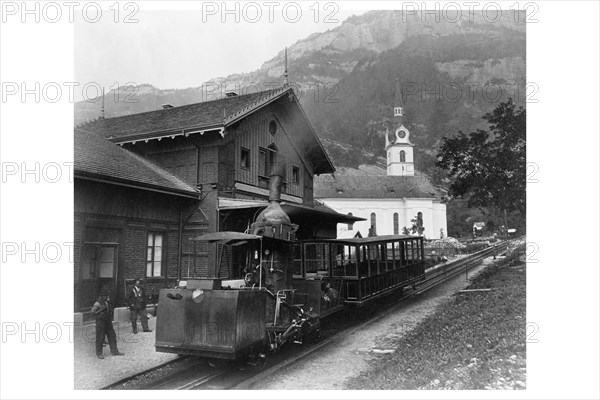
[155,158,426,363]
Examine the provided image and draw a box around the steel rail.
[101,356,188,390]
[175,369,228,390]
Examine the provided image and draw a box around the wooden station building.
[74,86,361,312]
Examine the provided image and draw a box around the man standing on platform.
[91,289,124,359]
[128,278,152,334]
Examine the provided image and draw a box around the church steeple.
[386,78,415,177]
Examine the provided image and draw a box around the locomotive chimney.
[268,152,285,203]
[252,150,297,240]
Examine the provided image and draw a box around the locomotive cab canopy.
[187,231,295,294]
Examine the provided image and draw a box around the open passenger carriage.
[295,235,426,305]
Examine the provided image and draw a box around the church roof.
[74,129,200,198]
[314,174,444,200]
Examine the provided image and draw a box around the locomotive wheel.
[254,353,268,370]
[306,329,321,344]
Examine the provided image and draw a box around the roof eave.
[74,171,200,199]
[105,124,225,145]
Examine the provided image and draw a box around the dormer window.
[394,107,403,117]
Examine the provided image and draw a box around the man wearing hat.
[90,288,124,359]
[127,279,152,334]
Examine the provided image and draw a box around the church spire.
[394,78,403,122]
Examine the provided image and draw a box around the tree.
[402,215,425,236]
[435,99,525,216]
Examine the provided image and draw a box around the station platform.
[74,316,177,390]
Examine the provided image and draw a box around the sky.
[75,5,368,94]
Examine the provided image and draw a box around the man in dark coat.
[90,289,124,359]
[128,278,152,334]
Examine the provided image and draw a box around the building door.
[80,244,118,310]
[79,227,120,310]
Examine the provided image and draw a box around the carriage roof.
[302,235,422,245]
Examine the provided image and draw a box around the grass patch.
[348,245,526,390]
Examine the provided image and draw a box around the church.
[314,80,448,239]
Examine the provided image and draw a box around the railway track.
[150,367,228,390]
[103,240,511,390]
[417,240,509,295]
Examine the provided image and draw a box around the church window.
[416,212,424,236]
[370,213,377,236]
[393,213,399,234]
[347,213,354,230]
[399,150,406,163]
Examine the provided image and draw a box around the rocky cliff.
[75,10,525,170]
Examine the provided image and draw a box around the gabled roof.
[76,86,334,174]
[77,87,280,142]
[314,174,443,199]
[74,129,199,198]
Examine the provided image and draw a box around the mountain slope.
[75,10,525,171]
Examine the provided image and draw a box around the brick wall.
[74,180,197,311]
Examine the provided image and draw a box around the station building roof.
[76,86,334,175]
[74,129,200,198]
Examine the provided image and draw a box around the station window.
[292,166,300,184]
[241,148,250,169]
[259,148,268,177]
[146,232,164,277]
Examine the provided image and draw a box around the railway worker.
[91,289,124,359]
[128,278,152,334]
[321,281,340,307]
